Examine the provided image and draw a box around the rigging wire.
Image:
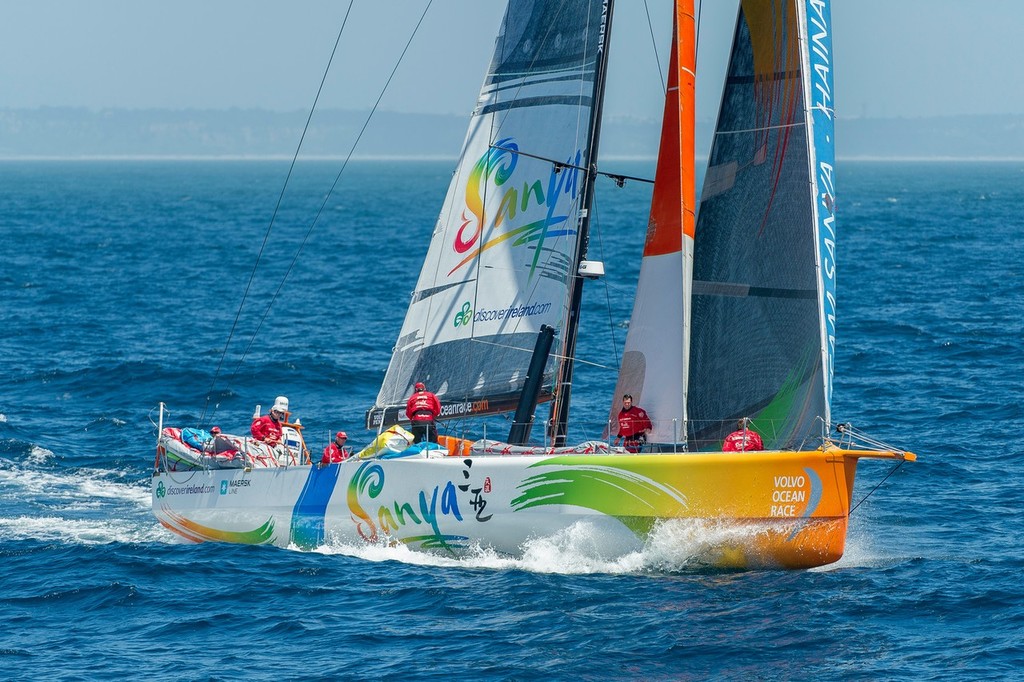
[695,0,703,69]
[642,0,665,93]
[643,0,702,91]
[226,0,436,389]
[587,188,623,377]
[467,337,617,372]
[200,0,355,424]
[835,422,913,515]
[849,460,907,515]
[203,1,435,423]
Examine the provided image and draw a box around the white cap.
[272,396,289,413]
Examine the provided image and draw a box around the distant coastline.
[2,107,1023,160]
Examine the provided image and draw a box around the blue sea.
[1,159,1022,681]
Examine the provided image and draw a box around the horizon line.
[3,154,1024,163]
[3,106,1024,122]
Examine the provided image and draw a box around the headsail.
[368,0,610,430]
[686,0,837,450]
[609,2,696,447]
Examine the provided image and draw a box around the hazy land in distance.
[2,107,1023,161]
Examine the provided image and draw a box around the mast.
[548,0,616,446]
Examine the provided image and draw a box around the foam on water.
[0,465,149,508]
[308,518,818,575]
[0,514,166,545]
[0,462,153,550]
[27,445,54,464]
[312,525,647,575]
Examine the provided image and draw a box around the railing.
[425,414,847,454]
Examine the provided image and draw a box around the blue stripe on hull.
[289,465,343,549]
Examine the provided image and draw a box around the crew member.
[251,396,288,446]
[406,381,441,444]
[321,431,350,464]
[614,393,652,453]
[206,426,238,456]
[722,418,764,452]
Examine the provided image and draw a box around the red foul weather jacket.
[406,390,441,423]
[722,429,764,452]
[617,406,653,439]
[250,414,283,444]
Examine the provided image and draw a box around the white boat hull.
[151,447,911,568]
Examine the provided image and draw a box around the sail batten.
[726,69,801,85]
[478,96,595,116]
[692,281,817,299]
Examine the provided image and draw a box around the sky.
[3,0,1023,122]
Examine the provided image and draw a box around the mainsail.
[368,0,610,429]
[686,0,837,450]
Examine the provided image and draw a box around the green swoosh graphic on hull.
[511,462,688,536]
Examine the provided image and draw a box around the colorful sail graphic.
[610,3,696,447]
[687,0,833,450]
[368,0,609,429]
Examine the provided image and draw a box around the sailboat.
[152,0,914,569]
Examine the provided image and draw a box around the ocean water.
[1,159,1022,681]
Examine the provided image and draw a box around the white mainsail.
[368,1,611,430]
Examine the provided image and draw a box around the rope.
[200,0,355,424]
[228,0,435,385]
[849,459,906,515]
[204,0,434,422]
[642,0,665,92]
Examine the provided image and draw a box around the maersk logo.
[220,479,252,496]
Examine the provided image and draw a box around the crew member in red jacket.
[722,418,764,452]
[251,396,288,446]
[321,431,350,464]
[406,381,441,444]
[614,394,652,453]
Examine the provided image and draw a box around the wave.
[0,514,165,545]
[302,518,899,575]
[0,463,159,545]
